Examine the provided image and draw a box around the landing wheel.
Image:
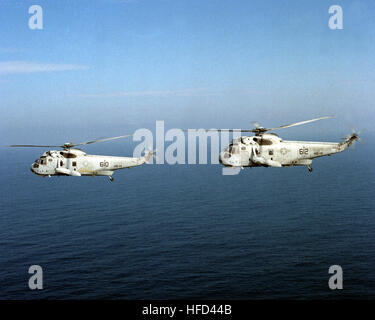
[307,165,313,172]
[109,176,114,182]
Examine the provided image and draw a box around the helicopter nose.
[220,151,241,167]
[219,152,225,164]
[30,163,36,174]
[219,151,231,166]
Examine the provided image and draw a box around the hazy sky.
[1,0,374,144]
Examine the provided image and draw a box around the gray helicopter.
[216,116,359,171]
[10,134,154,181]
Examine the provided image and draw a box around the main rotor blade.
[267,116,334,131]
[183,129,254,132]
[207,129,255,132]
[10,133,133,149]
[71,134,133,147]
[183,116,333,135]
[9,144,61,147]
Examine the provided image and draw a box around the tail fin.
[144,149,156,163]
[340,132,359,149]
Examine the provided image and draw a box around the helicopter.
[10,134,154,181]
[216,116,359,172]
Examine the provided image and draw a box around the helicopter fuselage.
[219,133,357,170]
[30,148,151,178]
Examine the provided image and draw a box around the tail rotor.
[143,145,156,163]
[341,129,361,149]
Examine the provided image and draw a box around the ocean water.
[0,137,374,299]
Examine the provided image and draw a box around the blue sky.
[1,0,374,144]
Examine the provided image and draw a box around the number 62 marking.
[299,147,308,155]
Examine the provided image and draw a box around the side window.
[269,149,274,156]
[260,139,273,146]
[60,161,64,167]
[72,161,77,167]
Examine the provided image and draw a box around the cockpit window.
[231,146,239,154]
[40,156,46,165]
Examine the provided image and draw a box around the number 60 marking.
[100,161,109,167]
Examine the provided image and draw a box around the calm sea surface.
[1,137,374,299]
